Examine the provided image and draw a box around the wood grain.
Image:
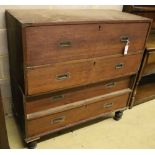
[146,32,155,50]
[135,79,155,103]
[25,77,131,114]
[6,9,151,26]
[143,50,155,76]
[26,54,142,95]
[5,9,151,145]
[24,23,149,66]
[27,92,130,137]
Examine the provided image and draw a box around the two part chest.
[5,9,151,146]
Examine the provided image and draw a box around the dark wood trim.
[0,93,10,149]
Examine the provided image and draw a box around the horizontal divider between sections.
[25,52,143,69]
[26,88,131,120]
[25,107,127,143]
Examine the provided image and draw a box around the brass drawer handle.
[59,41,71,48]
[115,63,124,69]
[56,73,70,80]
[120,36,130,55]
[103,102,113,108]
[120,36,129,43]
[51,116,65,124]
[51,94,64,101]
[105,82,116,88]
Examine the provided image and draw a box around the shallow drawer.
[26,91,130,137]
[26,54,142,95]
[143,51,155,75]
[24,23,149,66]
[25,77,131,114]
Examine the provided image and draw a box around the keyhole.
[98,25,101,31]
[93,61,96,66]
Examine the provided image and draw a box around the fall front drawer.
[26,89,130,137]
[24,23,149,66]
[26,54,142,95]
[25,77,131,114]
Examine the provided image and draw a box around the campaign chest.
[5,9,151,148]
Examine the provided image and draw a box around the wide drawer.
[26,90,130,137]
[25,77,131,114]
[26,54,142,95]
[24,23,149,66]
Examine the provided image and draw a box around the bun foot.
[26,141,37,149]
[113,111,123,121]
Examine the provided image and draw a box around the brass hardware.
[59,41,71,47]
[103,102,113,108]
[115,63,124,69]
[51,94,64,101]
[105,82,116,88]
[120,36,130,55]
[56,73,70,80]
[120,36,129,43]
[51,116,65,124]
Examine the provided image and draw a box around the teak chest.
[5,9,151,148]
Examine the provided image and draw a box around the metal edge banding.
[26,89,131,120]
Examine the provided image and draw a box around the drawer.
[143,51,155,75]
[26,54,142,95]
[135,73,155,103]
[24,23,149,66]
[26,91,130,137]
[25,77,131,114]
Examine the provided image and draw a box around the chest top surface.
[6,9,151,26]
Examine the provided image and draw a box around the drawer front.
[135,73,155,103]
[143,51,155,75]
[24,23,149,66]
[26,77,131,114]
[26,92,129,137]
[26,54,142,95]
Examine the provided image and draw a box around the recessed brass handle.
[115,63,124,69]
[120,36,130,55]
[51,116,65,124]
[120,36,129,43]
[59,41,71,48]
[56,73,70,81]
[105,82,116,88]
[103,102,113,108]
[51,94,64,101]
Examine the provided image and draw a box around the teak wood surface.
[5,9,152,146]
[24,23,148,66]
[27,92,130,137]
[25,77,131,114]
[26,54,143,95]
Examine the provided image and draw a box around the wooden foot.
[26,141,37,149]
[113,111,123,121]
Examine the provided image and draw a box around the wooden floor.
[5,99,155,149]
